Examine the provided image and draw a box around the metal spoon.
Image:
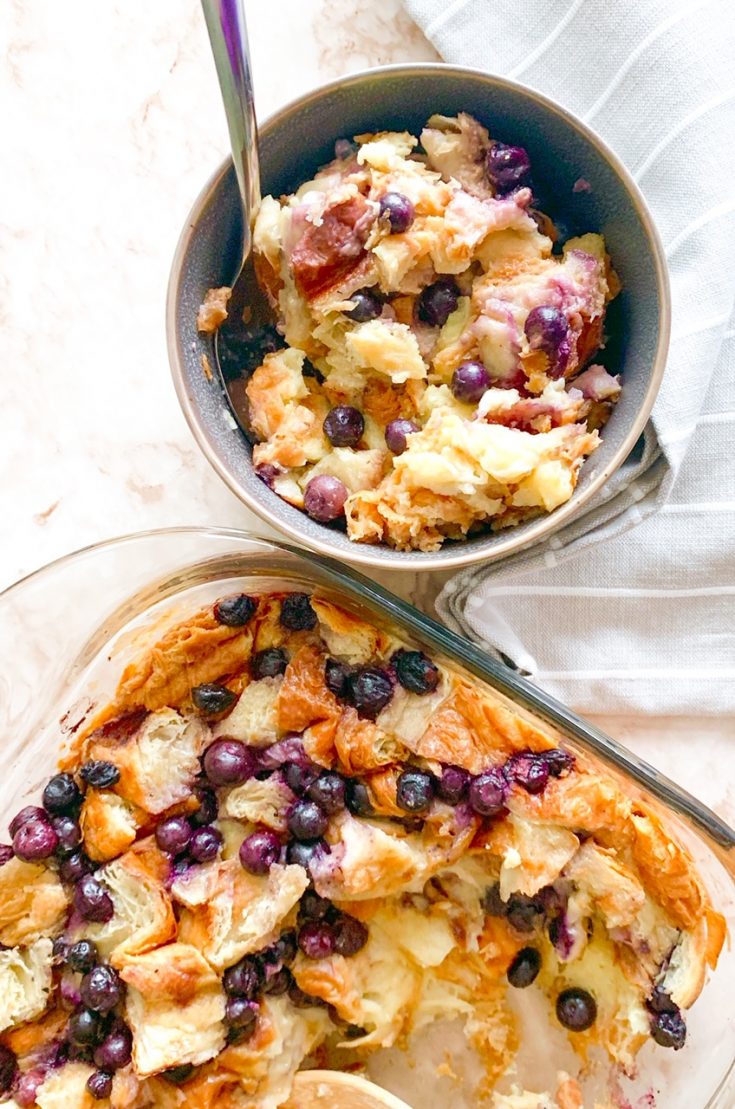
[200,0,272,426]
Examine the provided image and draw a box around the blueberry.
[93,1026,132,1071]
[307,773,346,815]
[9,805,47,838]
[87,1070,114,1100]
[384,418,419,455]
[350,667,393,719]
[287,800,328,841]
[304,475,348,522]
[647,986,678,1014]
[59,849,94,885]
[0,1045,17,1095]
[451,360,491,404]
[543,747,575,777]
[332,913,369,957]
[298,920,335,960]
[0,844,13,866]
[524,306,569,378]
[284,762,320,797]
[80,761,120,789]
[323,405,365,448]
[13,815,59,861]
[260,735,310,770]
[396,770,434,814]
[155,815,193,855]
[345,780,375,818]
[346,288,383,322]
[505,751,550,795]
[335,137,358,160]
[51,814,82,855]
[74,875,114,924]
[223,957,263,999]
[436,765,471,805]
[68,939,99,974]
[506,893,544,934]
[325,658,353,700]
[252,647,290,679]
[650,1009,687,1050]
[14,1070,44,1107]
[191,683,237,715]
[52,937,70,963]
[468,768,507,817]
[267,930,298,966]
[280,593,317,631]
[486,142,531,194]
[298,891,332,922]
[264,967,291,995]
[42,773,82,815]
[417,279,459,327]
[239,829,282,875]
[255,463,280,488]
[203,739,257,786]
[286,838,329,872]
[161,1064,195,1085]
[68,1007,105,1046]
[379,191,415,234]
[189,825,223,863]
[225,996,259,1031]
[507,946,541,988]
[214,593,258,627]
[556,987,597,1031]
[392,649,440,695]
[80,965,123,1013]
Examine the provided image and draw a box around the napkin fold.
[403,0,735,714]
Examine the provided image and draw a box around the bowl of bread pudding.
[168,65,669,569]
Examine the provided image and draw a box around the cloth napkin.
[403,0,735,715]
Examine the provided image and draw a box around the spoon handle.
[200,0,260,256]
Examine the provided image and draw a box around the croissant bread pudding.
[0,590,724,1107]
[199,113,623,552]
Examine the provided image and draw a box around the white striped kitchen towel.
[403,0,735,714]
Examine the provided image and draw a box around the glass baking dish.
[1,527,733,1108]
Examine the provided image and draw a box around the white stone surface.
[1,0,732,824]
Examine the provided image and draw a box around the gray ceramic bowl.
[167,63,669,571]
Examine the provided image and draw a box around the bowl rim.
[166,61,671,572]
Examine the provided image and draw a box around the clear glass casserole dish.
[1,527,733,1108]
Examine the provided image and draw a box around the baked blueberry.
[486,142,531,194]
[213,593,258,626]
[650,1009,687,1050]
[556,987,597,1031]
[323,405,365,448]
[155,815,193,855]
[507,947,541,988]
[396,769,434,813]
[252,647,289,679]
[384,418,419,455]
[345,780,375,818]
[189,825,223,863]
[392,649,440,694]
[191,683,238,715]
[298,920,335,960]
[332,913,369,957]
[451,360,491,404]
[287,800,328,841]
[379,191,415,234]
[74,876,114,924]
[468,768,507,816]
[280,593,317,631]
[80,761,120,789]
[239,829,282,875]
[42,773,82,815]
[68,939,99,974]
[436,766,471,805]
[304,475,348,522]
[505,751,550,795]
[80,965,123,1013]
[346,288,383,322]
[307,773,346,815]
[0,1046,17,1096]
[203,739,257,786]
[417,279,459,327]
[350,667,393,719]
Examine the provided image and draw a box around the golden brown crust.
[0,858,68,947]
[628,803,708,931]
[80,790,140,862]
[276,643,341,734]
[334,709,408,774]
[113,609,253,713]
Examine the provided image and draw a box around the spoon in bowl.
[200,0,274,427]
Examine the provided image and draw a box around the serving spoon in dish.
[200,0,274,426]
[284,1070,413,1109]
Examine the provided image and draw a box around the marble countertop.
[2,1,732,824]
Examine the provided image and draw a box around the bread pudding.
[200,114,622,551]
[0,589,723,1107]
